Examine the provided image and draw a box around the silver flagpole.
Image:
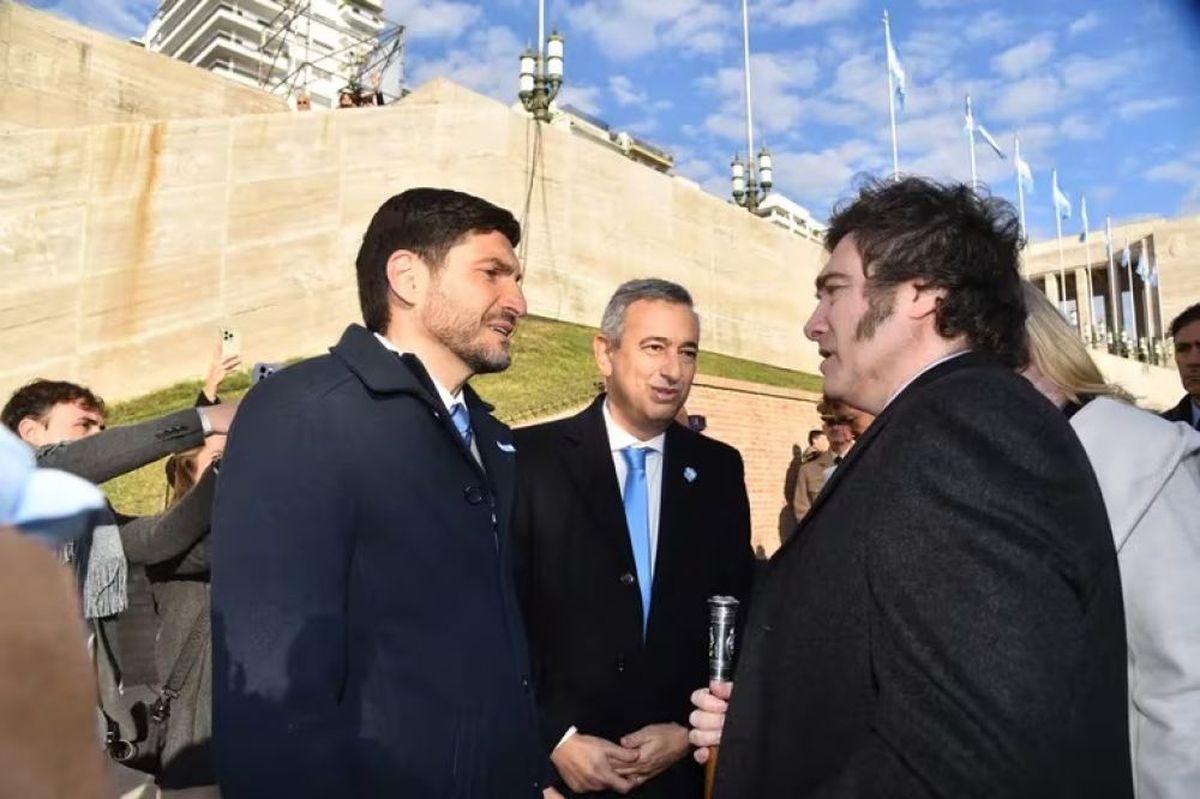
[966,94,978,190]
[884,10,899,179]
[1082,202,1095,345]
[1053,170,1069,322]
[1140,238,1155,359]
[1105,217,1120,349]
[1014,134,1027,242]
[1124,235,1135,348]
[740,0,755,187]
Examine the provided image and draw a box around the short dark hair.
[2,379,106,433]
[825,177,1027,368]
[1169,303,1200,338]
[807,429,825,445]
[355,188,521,333]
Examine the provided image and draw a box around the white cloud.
[384,0,483,40]
[1059,114,1103,141]
[772,138,882,211]
[992,75,1063,122]
[408,25,523,101]
[1067,11,1102,37]
[1060,54,1131,93]
[1146,154,1200,214]
[36,0,156,39]
[1117,96,1180,120]
[557,83,604,116]
[699,52,820,142]
[991,33,1056,79]
[609,75,647,107]
[568,0,729,60]
[757,0,864,28]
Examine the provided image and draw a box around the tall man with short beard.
[211,189,547,797]
[689,178,1132,797]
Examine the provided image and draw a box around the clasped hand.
[551,722,689,794]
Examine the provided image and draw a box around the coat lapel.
[650,423,691,626]
[776,351,991,560]
[469,390,514,526]
[560,397,640,576]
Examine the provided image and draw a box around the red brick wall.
[684,376,822,556]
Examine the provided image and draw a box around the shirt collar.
[602,400,666,455]
[374,333,463,412]
[884,348,970,409]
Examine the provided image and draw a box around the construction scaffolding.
[255,1,405,103]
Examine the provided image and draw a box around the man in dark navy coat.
[513,279,755,798]
[211,189,547,797]
[689,178,1133,797]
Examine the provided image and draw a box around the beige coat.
[0,527,106,798]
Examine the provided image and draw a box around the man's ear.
[903,281,945,321]
[16,417,45,446]
[385,250,426,308]
[593,334,615,379]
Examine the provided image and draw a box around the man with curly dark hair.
[690,177,1132,797]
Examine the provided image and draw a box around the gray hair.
[600,278,696,346]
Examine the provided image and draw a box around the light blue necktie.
[449,402,473,449]
[621,446,653,637]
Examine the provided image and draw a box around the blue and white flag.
[1052,170,1071,219]
[1121,238,1131,269]
[1104,217,1113,258]
[885,16,907,111]
[964,95,1006,159]
[1014,137,1034,193]
[1136,246,1149,281]
[1079,196,1089,243]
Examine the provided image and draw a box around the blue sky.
[31,0,1200,239]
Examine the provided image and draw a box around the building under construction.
[142,0,404,109]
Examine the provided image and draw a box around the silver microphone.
[707,595,740,682]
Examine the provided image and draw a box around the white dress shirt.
[374,333,481,464]
[884,349,970,409]
[602,400,666,572]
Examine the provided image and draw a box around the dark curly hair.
[825,177,1028,368]
[1168,303,1200,338]
[2,379,106,433]
[356,188,521,334]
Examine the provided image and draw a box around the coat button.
[615,655,626,673]
[464,486,484,504]
[521,676,530,693]
[619,572,635,586]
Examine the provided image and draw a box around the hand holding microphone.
[694,596,739,798]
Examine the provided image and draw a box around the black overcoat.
[211,324,544,798]
[513,396,755,798]
[714,352,1133,798]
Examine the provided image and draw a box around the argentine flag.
[1014,138,1034,193]
[1079,196,1089,243]
[886,23,907,110]
[964,96,1006,159]
[1051,170,1072,220]
[1121,239,1131,269]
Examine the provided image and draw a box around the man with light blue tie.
[512,279,755,798]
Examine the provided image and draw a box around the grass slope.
[103,316,821,515]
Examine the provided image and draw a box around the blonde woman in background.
[1021,282,1200,799]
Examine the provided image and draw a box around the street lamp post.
[731,147,773,213]
[518,30,564,122]
[729,0,772,213]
